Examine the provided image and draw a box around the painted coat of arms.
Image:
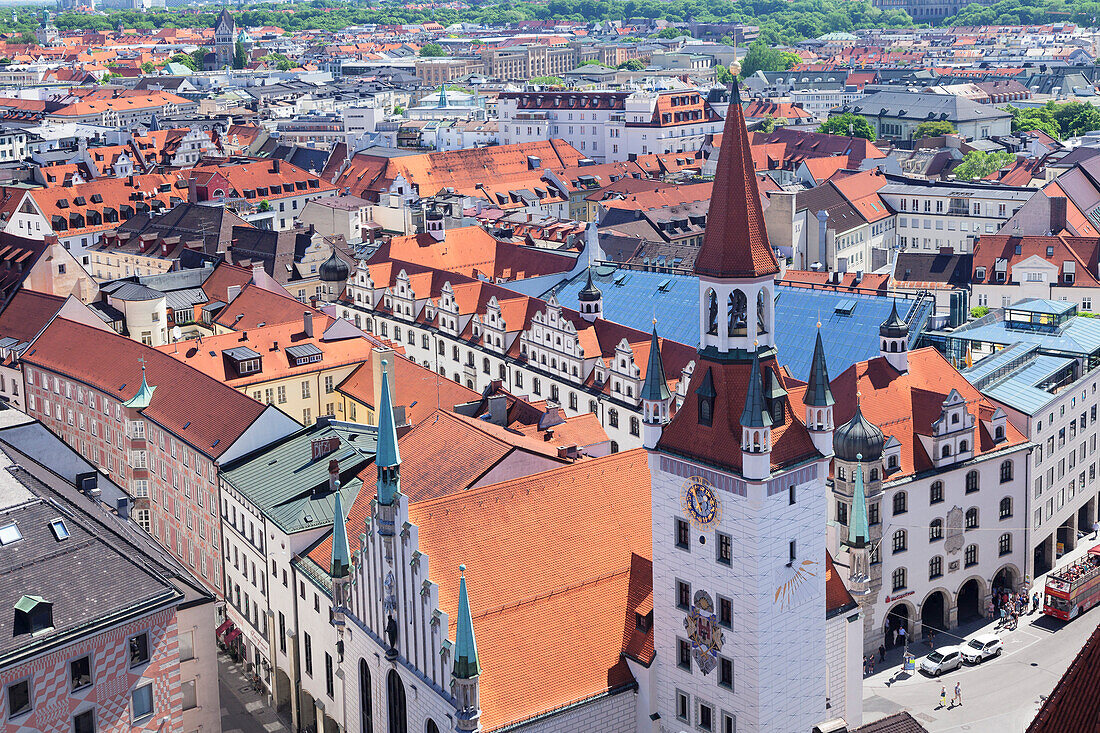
[684,590,724,675]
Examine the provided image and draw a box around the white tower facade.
[648,85,829,733]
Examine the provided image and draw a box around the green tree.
[260,52,295,70]
[8,33,36,45]
[167,52,196,71]
[914,120,956,139]
[969,306,990,318]
[257,199,272,212]
[140,60,155,74]
[419,42,445,57]
[579,59,610,67]
[739,40,799,78]
[655,26,686,38]
[1006,104,1061,140]
[530,75,564,85]
[817,112,875,140]
[233,40,247,69]
[617,58,645,70]
[715,64,734,84]
[759,115,779,133]
[952,150,1016,181]
[1050,101,1100,138]
[190,47,208,70]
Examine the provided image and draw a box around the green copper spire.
[846,456,869,549]
[453,565,481,679]
[330,488,351,579]
[376,365,401,506]
[740,347,772,429]
[438,85,449,108]
[640,323,671,403]
[805,328,835,408]
[123,360,155,409]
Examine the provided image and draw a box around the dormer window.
[696,367,716,427]
[224,346,262,376]
[286,344,323,367]
[14,595,52,636]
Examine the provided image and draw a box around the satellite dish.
[171,326,182,342]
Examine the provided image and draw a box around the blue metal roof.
[533,267,929,382]
[979,354,1076,415]
[1011,299,1076,316]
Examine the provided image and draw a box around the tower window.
[788,540,796,564]
[675,519,690,550]
[677,580,691,609]
[716,532,731,565]
[677,639,691,670]
[699,397,713,426]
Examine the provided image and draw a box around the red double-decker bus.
[1044,545,1100,620]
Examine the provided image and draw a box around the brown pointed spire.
[696,82,779,280]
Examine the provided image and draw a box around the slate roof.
[0,462,178,663]
[854,711,930,733]
[843,90,1012,123]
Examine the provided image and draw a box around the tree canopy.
[529,76,564,85]
[617,58,645,70]
[38,0,914,47]
[1004,100,1100,140]
[739,40,799,77]
[818,112,875,140]
[167,52,197,71]
[419,42,446,57]
[914,120,956,139]
[952,150,1016,180]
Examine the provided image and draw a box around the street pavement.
[862,540,1100,732]
[218,650,291,733]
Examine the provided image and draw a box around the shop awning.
[1088,544,1100,557]
[216,619,233,637]
[225,628,243,644]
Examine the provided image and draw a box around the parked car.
[920,646,963,676]
[961,634,1003,664]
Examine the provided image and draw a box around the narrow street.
[218,651,291,733]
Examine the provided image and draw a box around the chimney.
[328,458,339,492]
[303,310,313,338]
[227,284,241,302]
[272,158,281,174]
[251,262,264,280]
[116,496,130,520]
[487,393,507,425]
[1050,196,1067,234]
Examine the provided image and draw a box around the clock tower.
[647,83,831,733]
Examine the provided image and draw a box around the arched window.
[359,660,373,733]
[888,454,898,470]
[929,481,943,504]
[892,567,907,591]
[941,444,951,458]
[705,289,718,335]
[929,556,943,580]
[869,467,879,481]
[964,544,978,567]
[965,507,979,530]
[1000,460,1013,483]
[951,413,960,424]
[959,439,968,452]
[387,670,407,733]
[999,533,1012,556]
[837,465,846,481]
[756,288,769,334]
[999,497,1013,519]
[728,290,747,337]
[426,721,440,733]
[929,518,943,542]
[892,529,907,553]
[965,470,979,494]
[995,425,1005,441]
[893,491,907,515]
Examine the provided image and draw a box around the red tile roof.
[659,351,820,474]
[789,348,1028,478]
[336,357,480,426]
[695,87,779,280]
[24,318,267,458]
[0,289,65,343]
[972,235,1100,289]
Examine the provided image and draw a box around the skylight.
[0,523,22,545]
[49,519,69,541]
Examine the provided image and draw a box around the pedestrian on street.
[928,629,935,649]
[954,682,962,707]
[879,644,886,663]
[869,655,875,674]
[939,686,947,709]
[1033,592,1041,614]
[1093,520,1098,539]
[898,626,906,649]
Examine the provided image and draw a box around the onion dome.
[319,249,350,284]
[579,267,602,302]
[880,300,909,340]
[833,403,884,462]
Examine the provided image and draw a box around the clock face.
[681,477,720,529]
